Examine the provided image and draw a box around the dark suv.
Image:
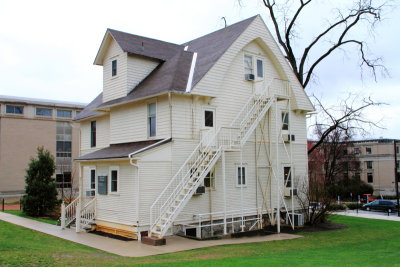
[362,200,398,213]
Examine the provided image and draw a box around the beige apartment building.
[351,139,399,196]
[0,95,85,196]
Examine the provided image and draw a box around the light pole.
[394,140,399,217]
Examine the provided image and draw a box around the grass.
[0,215,399,266]
[2,210,59,225]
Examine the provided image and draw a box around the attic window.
[112,60,117,76]
[257,59,263,78]
[244,55,253,75]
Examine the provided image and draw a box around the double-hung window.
[90,169,96,196]
[110,167,119,193]
[244,55,253,76]
[366,161,373,169]
[204,169,215,189]
[256,59,264,78]
[148,103,156,137]
[237,166,246,186]
[112,60,117,76]
[282,112,289,131]
[90,121,96,147]
[204,110,214,127]
[284,167,292,188]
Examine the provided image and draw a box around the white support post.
[240,149,244,232]
[222,151,227,235]
[76,201,81,233]
[61,202,66,229]
[275,98,280,233]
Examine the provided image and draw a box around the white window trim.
[204,168,216,190]
[147,100,157,139]
[256,58,264,79]
[283,165,292,188]
[235,164,247,187]
[243,54,254,76]
[89,167,96,192]
[281,110,289,132]
[35,107,53,118]
[202,106,216,129]
[109,166,120,195]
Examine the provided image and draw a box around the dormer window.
[112,59,117,76]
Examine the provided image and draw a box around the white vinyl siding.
[80,115,110,155]
[127,55,159,92]
[102,38,128,103]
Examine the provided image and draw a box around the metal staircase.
[149,81,281,239]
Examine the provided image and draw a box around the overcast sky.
[0,0,398,139]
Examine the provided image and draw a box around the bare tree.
[308,94,384,155]
[262,0,387,89]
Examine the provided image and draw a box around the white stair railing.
[149,79,290,238]
[80,198,96,229]
[62,198,79,228]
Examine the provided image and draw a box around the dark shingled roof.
[75,15,258,121]
[76,138,171,161]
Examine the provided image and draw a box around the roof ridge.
[182,15,259,45]
[107,28,182,47]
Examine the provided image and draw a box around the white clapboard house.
[62,15,314,242]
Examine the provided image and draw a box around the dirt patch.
[264,222,348,234]
[1,204,20,210]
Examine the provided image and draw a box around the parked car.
[362,200,398,212]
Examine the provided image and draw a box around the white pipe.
[130,160,141,241]
[222,151,227,235]
[275,98,280,233]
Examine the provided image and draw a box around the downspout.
[130,159,141,240]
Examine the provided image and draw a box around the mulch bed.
[264,222,348,234]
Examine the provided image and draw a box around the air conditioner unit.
[282,134,291,143]
[282,134,295,143]
[86,190,95,197]
[286,213,304,227]
[284,188,298,197]
[245,74,255,81]
[193,186,205,195]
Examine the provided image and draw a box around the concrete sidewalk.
[0,211,302,257]
[334,210,400,221]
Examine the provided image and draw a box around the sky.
[0,0,398,139]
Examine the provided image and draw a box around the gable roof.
[75,15,259,121]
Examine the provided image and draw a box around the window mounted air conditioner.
[193,186,205,195]
[284,188,298,197]
[282,134,295,143]
[285,213,304,227]
[245,74,255,81]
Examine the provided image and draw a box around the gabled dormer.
[94,29,183,103]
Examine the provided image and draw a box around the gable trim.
[185,52,198,92]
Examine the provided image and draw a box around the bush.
[345,202,361,210]
[21,147,60,217]
[327,203,347,211]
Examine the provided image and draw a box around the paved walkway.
[334,210,400,222]
[0,211,302,257]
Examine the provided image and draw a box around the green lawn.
[0,215,399,266]
[2,210,59,225]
